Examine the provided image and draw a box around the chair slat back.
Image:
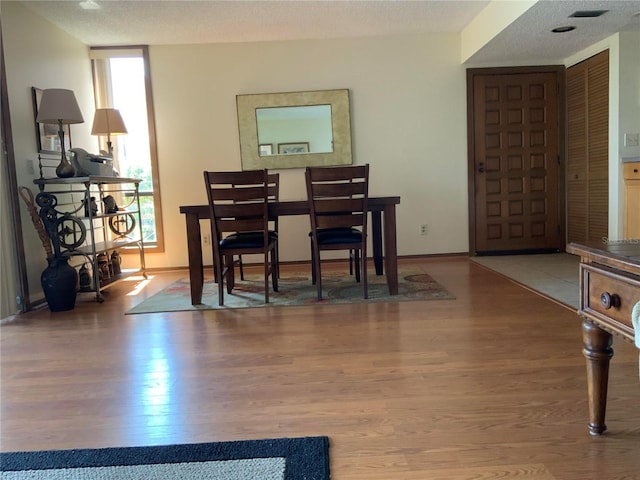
[315,213,365,230]
[212,186,266,203]
[266,174,280,232]
[204,170,269,242]
[306,165,369,231]
[267,173,279,202]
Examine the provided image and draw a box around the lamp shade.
[36,89,84,124]
[91,108,128,136]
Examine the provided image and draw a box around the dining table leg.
[185,212,204,304]
[371,211,383,275]
[383,204,398,295]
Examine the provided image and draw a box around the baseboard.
[474,248,561,256]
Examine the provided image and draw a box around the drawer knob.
[600,292,621,309]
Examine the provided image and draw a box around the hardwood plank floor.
[1,257,638,479]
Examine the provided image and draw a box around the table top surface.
[566,241,640,273]
[180,196,401,217]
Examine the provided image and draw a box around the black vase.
[41,256,78,312]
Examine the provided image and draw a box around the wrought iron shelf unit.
[33,176,147,303]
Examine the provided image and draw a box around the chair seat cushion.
[313,227,362,246]
[221,231,276,249]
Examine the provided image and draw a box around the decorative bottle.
[79,263,92,291]
[111,250,122,275]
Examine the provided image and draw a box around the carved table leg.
[582,319,614,436]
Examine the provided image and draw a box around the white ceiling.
[20,0,640,63]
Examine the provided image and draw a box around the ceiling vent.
[569,10,609,18]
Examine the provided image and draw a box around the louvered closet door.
[567,50,609,243]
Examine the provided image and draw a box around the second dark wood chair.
[305,164,369,300]
[203,169,278,306]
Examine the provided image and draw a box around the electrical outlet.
[26,159,34,175]
[203,234,210,245]
[624,133,639,147]
[420,224,428,236]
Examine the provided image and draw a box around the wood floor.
[1,257,638,479]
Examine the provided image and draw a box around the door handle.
[478,162,485,173]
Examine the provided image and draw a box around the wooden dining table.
[179,196,401,304]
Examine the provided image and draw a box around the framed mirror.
[237,89,352,170]
[32,87,72,154]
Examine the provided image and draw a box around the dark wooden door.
[469,69,563,254]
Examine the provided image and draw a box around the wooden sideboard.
[566,242,640,435]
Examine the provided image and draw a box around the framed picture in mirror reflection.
[278,142,310,155]
[259,144,273,156]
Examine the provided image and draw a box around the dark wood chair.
[203,169,278,306]
[238,173,279,279]
[305,164,369,300]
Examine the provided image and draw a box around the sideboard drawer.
[581,263,640,337]
[623,162,640,180]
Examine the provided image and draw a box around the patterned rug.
[0,436,329,480]
[126,267,455,314]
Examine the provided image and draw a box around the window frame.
[90,45,164,253]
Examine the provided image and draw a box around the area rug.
[126,267,455,314]
[0,436,330,480]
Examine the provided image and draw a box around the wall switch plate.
[624,133,639,147]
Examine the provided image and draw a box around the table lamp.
[36,88,84,178]
[91,108,127,156]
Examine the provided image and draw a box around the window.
[90,46,164,252]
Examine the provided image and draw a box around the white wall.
[2,2,96,304]
[619,32,640,162]
[148,34,470,269]
[618,31,640,240]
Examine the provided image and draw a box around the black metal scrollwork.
[35,192,87,254]
[36,192,62,256]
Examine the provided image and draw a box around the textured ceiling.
[21,1,490,45]
[472,0,640,63]
[20,0,640,63]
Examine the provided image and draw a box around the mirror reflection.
[256,105,333,156]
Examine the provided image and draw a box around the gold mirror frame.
[237,89,352,170]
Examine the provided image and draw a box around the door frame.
[466,65,567,256]
[1,23,31,313]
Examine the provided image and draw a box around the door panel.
[566,50,609,244]
[471,71,562,254]
[567,65,587,242]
